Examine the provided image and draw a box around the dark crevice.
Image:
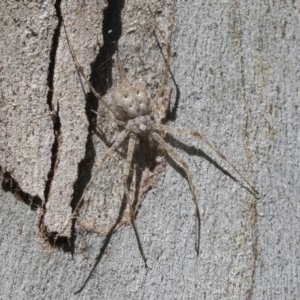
[0,0,63,214]
[72,0,125,213]
[44,0,62,202]
[42,0,65,248]
[70,0,126,291]
[46,0,62,110]
[1,168,42,210]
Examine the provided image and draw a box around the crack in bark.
[0,1,64,214]
[44,0,62,203]
[40,0,64,246]
[71,0,125,212]
[1,167,42,210]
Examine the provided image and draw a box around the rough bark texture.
[1,0,299,299]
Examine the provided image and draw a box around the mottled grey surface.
[1,1,299,299]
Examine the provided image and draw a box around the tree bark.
[1,0,299,299]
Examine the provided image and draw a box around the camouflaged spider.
[62,22,257,267]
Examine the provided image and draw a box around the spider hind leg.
[123,134,148,267]
[157,124,259,198]
[152,132,201,255]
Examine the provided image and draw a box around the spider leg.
[151,50,172,123]
[147,8,173,123]
[148,4,174,68]
[123,134,148,267]
[152,83,172,124]
[156,124,258,197]
[59,129,130,236]
[152,132,201,255]
[62,19,111,110]
[115,52,129,85]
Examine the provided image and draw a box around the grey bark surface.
[1,1,299,299]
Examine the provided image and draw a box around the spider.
[62,21,258,267]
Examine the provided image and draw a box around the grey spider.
[62,22,258,267]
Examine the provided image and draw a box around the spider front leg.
[123,134,148,267]
[62,20,111,110]
[151,132,201,255]
[149,11,173,124]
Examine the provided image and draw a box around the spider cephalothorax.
[127,116,154,136]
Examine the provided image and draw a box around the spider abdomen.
[112,82,151,121]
